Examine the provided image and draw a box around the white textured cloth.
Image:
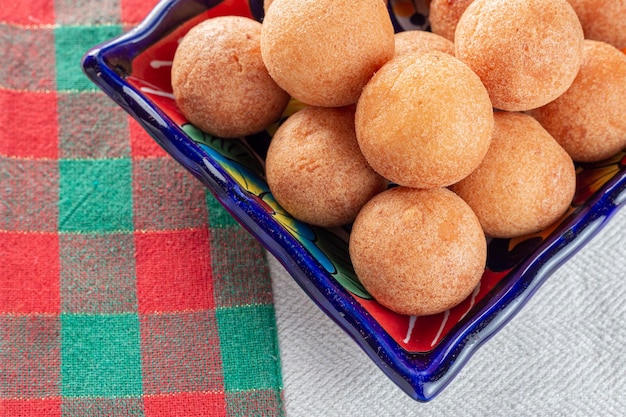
[270,206,626,416]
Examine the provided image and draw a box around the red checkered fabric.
[0,1,285,415]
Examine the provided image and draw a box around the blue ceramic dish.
[81,0,626,402]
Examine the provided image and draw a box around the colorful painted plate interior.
[81,0,626,402]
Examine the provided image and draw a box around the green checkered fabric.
[0,1,285,415]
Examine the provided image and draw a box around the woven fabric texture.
[0,1,285,415]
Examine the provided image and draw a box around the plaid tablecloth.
[0,1,284,415]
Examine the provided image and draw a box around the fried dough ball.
[355,51,493,189]
[265,0,389,13]
[450,112,576,238]
[565,0,626,49]
[349,186,487,316]
[528,40,626,163]
[454,0,584,111]
[428,0,474,41]
[260,0,395,107]
[265,106,388,227]
[394,30,455,58]
[171,16,290,138]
